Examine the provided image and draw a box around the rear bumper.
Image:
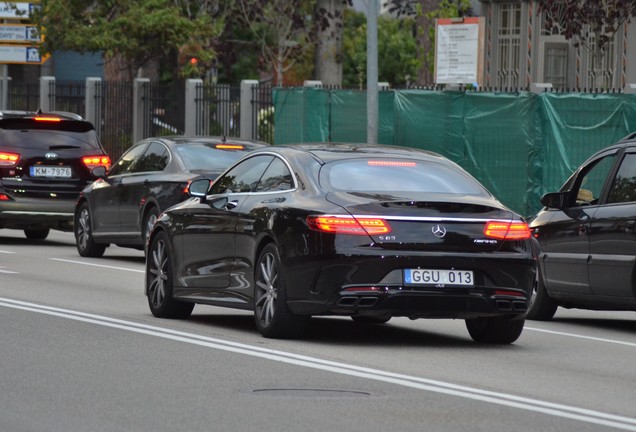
[285,250,535,319]
[0,197,75,230]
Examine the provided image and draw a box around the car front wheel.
[254,243,310,338]
[465,315,525,344]
[146,230,194,319]
[75,202,107,257]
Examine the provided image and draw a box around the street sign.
[0,2,38,19]
[0,24,39,43]
[0,44,48,64]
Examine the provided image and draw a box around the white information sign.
[0,44,47,64]
[435,18,483,85]
[0,2,37,19]
[0,24,39,42]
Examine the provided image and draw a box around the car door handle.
[224,200,239,210]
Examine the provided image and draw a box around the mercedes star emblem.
[431,224,447,238]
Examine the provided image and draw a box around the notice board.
[434,17,484,86]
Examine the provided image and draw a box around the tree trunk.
[415,0,436,85]
[314,0,344,86]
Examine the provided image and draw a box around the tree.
[314,0,352,86]
[342,10,418,88]
[32,0,226,80]
[538,0,636,53]
[237,0,317,85]
[384,0,472,85]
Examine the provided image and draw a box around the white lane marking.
[2,298,636,431]
[526,326,636,348]
[0,268,18,274]
[0,250,16,254]
[49,258,144,273]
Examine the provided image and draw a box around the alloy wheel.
[255,251,278,328]
[148,239,168,309]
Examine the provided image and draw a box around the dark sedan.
[145,143,535,343]
[74,136,266,257]
[529,132,636,320]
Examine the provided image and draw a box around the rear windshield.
[321,158,490,196]
[175,143,253,171]
[0,119,100,149]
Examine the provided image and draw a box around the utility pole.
[366,0,378,144]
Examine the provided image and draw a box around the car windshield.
[175,143,251,171]
[322,158,490,196]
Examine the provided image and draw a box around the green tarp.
[274,88,636,217]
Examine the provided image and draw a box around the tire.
[146,230,194,319]
[526,268,558,321]
[75,202,107,257]
[254,243,310,339]
[351,315,391,324]
[24,228,49,240]
[465,315,525,344]
[142,206,160,254]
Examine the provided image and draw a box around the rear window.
[322,158,490,196]
[0,119,100,149]
[175,143,252,171]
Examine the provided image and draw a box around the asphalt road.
[1,229,635,432]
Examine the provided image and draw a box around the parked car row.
[2,110,634,342]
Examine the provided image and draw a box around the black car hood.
[325,191,516,252]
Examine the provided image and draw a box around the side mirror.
[540,191,568,210]
[188,179,212,202]
[91,166,107,179]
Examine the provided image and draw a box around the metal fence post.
[240,79,258,139]
[85,77,101,129]
[185,79,202,136]
[133,78,149,143]
[39,76,55,112]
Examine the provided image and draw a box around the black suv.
[0,111,110,240]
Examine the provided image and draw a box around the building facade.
[479,0,636,90]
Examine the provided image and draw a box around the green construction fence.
[273,88,636,218]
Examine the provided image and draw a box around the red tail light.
[215,144,244,150]
[34,116,62,122]
[484,221,531,240]
[307,215,391,236]
[0,151,19,166]
[0,193,10,201]
[83,156,111,170]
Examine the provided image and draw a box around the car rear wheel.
[465,315,525,344]
[526,269,558,321]
[24,228,49,240]
[75,202,107,257]
[254,243,310,338]
[146,230,194,319]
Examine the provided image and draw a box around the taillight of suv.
[0,151,19,166]
[83,156,111,170]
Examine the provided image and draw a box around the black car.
[529,132,636,320]
[0,111,110,240]
[75,136,267,257]
[145,143,535,343]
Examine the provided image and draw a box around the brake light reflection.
[216,144,244,150]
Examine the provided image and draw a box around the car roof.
[262,142,450,164]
